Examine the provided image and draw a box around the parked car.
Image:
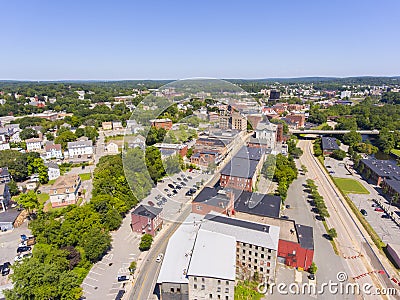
[156,253,164,263]
[372,203,379,207]
[382,214,390,219]
[180,182,186,186]
[189,188,196,193]
[168,184,175,189]
[147,201,155,207]
[161,197,167,203]
[175,185,182,190]
[17,246,31,253]
[167,193,172,197]
[281,216,289,220]
[172,189,178,194]
[117,275,129,282]
[157,201,163,206]
[286,205,291,209]
[374,208,384,212]
[164,188,169,192]
[185,191,193,196]
[177,177,182,181]
[1,262,10,276]
[360,209,368,216]
[187,176,193,179]
[15,252,32,262]
[308,274,315,280]
[183,178,188,182]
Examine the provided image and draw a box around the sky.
[0,0,399,80]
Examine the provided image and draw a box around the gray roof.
[132,204,162,219]
[0,167,9,177]
[233,191,281,218]
[0,209,20,224]
[220,157,259,179]
[248,137,271,145]
[235,146,265,161]
[321,137,339,151]
[384,179,400,195]
[361,158,400,178]
[202,213,280,250]
[67,140,93,149]
[44,162,59,169]
[187,229,236,280]
[296,224,314,250]
[193,191,231,209]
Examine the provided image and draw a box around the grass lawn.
[37,193,50,204]
[333,177,370,194]
[47,179,56,185]
[79,173,91,181]
[390,149,400,158]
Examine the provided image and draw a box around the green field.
[79,173,92,181]
[390,149,400,158]
[333,177,370,194]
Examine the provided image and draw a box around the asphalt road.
[299,140,399,299]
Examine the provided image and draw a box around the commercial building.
[321,137,340,156]
[220,158,259,192]
[284,114,305,129]
[49,174,81,208]
[192,188,234,215]
[381,179,400,204]
[131,204,163,236]
[154,143,188,157]
[359,158,400,186]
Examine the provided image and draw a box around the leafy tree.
[55,130,77,150]
[45,132,54,141]
[129,261,137,274]
[7,180,19,196]
[139,234,153,251]
[28,158,49,183]
[327,228,337,239]
[342,130,362,146]
[145,146,165,183]
[20,128,39,140]
[17,191,39,214]
[309,262,318,274]
[330,149,346,160]
[164,154,182,175]
[80,227,111,262]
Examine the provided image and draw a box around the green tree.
[330,149,346,160]
[20,128,39,140]
[28,158,49,183]
[342,130,362,147]
[55,130,77,150]
[17,190,39,214]
[80,227,111,262]
[145,146,165,183]
[129,261,137,274]
[327,228,337,239]
[139,234,153,251]
[7,180,19,196]
[164,154,182,175]
[309,262,318,274]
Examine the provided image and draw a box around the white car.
[156,253,164,263]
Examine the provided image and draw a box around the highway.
[298,140,399,299]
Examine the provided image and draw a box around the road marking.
[90,270,102,276]
[86,276,99,282]
[82,282,96,288]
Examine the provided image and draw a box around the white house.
[26,138,42,152]
[106,142,119,154]
[128,135,146,150]
[0,183,11,212]
[45,142,63,159]
[75,90,85,100]
[0,142,10,151]
[45,162,61,181]
[67,140,93,158]
[49,174,81,208]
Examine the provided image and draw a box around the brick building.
[150,118,173,130]
[131,204,163,236]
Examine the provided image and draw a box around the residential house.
[44,162,61,181]
[49,174,81,208]
[131,204,163,236]
[112,121,123,130]
[1,167,12,183]
[45,142,63,159]
[67,140,93,158]
[128,135,146,150]
[0,183,11,212]
[0,142,10,151]
[26,137,42,152]
[106,142,119,154]
[102,122,112,130]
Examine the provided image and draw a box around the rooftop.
[235,146,265,161]
[384,178,400,195]
[132,204,162,219]
[157,213,203,284]
[44,162,59,169]
[193,190,231,208]
[321,137,340,151]
[0,208,21,223]
[45,142,61,151]
[296,224,314,250]
[361,158,400,178]
[0,167,9,177]
[220,157,259,179]
[202,213,280,250]
[67,140,93,148]
[187,229,236,280]
[233,190,281,218]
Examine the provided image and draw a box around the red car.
[374,208,384,212]
[147,201,155,207]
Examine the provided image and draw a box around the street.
[298,139,399,299]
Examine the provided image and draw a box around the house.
[45,142,63,159]
[128,135,146,150]
[150,118,172,130]
[106,142,119,154]
[131,204,163,236]
[359,158,400,186]
[192,188,234,215]
[321,137,339,156]
[102,122,112,130]
[112,121,123,130]
[49,174,81,208]
[248,121,277,149]
[0,208,21,231]
[0,142,10,151]
[190,150,221,167]
[0,183,11,212]
[67,140,93,158]
[220,158,259,192]
[44,162,61,181]
[26,137,42,152]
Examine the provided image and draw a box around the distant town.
[1,77,400,299]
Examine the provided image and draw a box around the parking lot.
[0,221,32,286]
[324,157,400,245]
